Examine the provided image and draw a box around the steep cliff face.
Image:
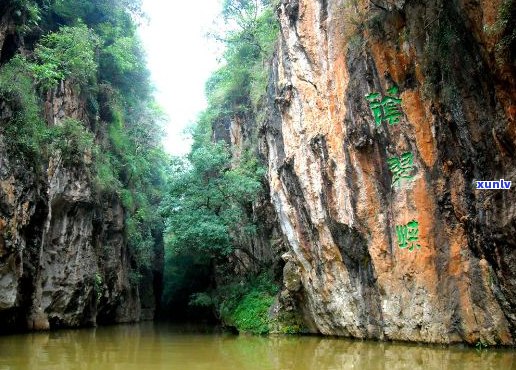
[0,81,159,332]
[0,12,161,332]
[212,102,288,277]
[263,0,515,344]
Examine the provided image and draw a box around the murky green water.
[0,323,514,370]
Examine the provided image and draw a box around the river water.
[0,323,514,369]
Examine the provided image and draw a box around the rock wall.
[262,0,516,344]
[0,80,159,332]
[216,106,288,276]
[0,32,160,333]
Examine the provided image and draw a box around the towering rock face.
[263,0,515,344]
[0,23,161,332]
[0,80,160,332]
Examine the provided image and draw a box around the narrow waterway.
[0,323,514,370]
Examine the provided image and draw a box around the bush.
[10,0,41,33]
[48,118,94,166]
[32,24,99,90]
[0,56,47,160]
[201,272,278,334]
[94,272,103,303]
[228,290,275,334]
[126,214,154,270]
[92,152,122,194]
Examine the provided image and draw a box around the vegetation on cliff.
[160,0,280,332]
[0,0,166,281]
[1,0,280,331]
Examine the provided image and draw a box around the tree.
[160,0,279,330]
[162,141,263,260]
[32,24,100,89]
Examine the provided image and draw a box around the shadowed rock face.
[262,0,516,344]
[0,80,158,332]
[0,14,161,331]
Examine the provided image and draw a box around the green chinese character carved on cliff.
[396,220,421,251]
[365,92,383,125]
[365,86,403,126]
[382,86,403,125]
[387,152,415,187]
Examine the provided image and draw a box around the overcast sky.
[138,0,222,155]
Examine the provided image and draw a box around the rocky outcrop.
[0,16,161,331]
[0,79,160,332]
[262,0,516,344]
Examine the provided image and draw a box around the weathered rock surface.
[0,26,160,332]
[262,0,516,344]
[0,80,159,332]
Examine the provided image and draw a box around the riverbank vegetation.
[160,0,280,333]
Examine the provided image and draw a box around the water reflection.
[0,323,514,370]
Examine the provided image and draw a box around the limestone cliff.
[0,83,160,332]
[261,0,516,344]
[0,7,162,332]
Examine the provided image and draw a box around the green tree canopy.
[162,141,263,259]
[32,23,100,89]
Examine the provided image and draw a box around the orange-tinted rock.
[262,0,516,344]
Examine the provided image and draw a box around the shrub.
[92,152,122,194]
[0,56,47,160]
[11,0,41,33]
[48,118,95,166]
[94,272,103,303]
[32,24,100,90]
[197,272,279,334]
[228,289,275,334]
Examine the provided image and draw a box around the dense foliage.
[161,0,280,332]
[215,272,277,334]
[163,141,264,259]
[0,0,166,278]
[1,0,281,331]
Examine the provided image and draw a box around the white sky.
[138,0,223,155]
